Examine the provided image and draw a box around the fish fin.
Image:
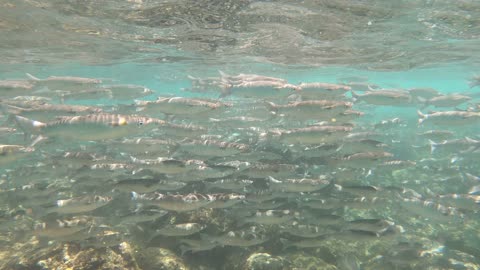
[279,238,293,250]
[179,245,191,256]
[25,73,40,81]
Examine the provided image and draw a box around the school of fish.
[1,71,480,269]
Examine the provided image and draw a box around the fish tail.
[350,90,359,101]
[279,238,293,250]
[428,139,438,154]
[417,110,426,124]
[218,70,229,78]
[25,73,40,81]
[264,101,277,112]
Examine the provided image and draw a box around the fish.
[204,179,253,191]
[265,100,352,120]
[421,94,471,108]
[207,226,268,247]
[344,82,381,91]
[280,236,329,249]
[131,192,212,212]
[417,130,454,141]
[1,103,103,122]
[99,84,154,100]
[329,151,394,168]
[11,113,166,141]
[280,221,335,238]
[138,97,226,116]
[152,223,206,237]
[116,208,168,225]
[0,144,33,166]
[337,139,389,154]
[179,238,218,255]
[0,80,36,97]
[343,219,395,234]
[408,87,441,101]
[429,137,480,154]
[133,157,196,175]
[206,193,245,209]
[239,209,298,225]
[173,139,249,158]
[219,71,288,84]
[221,80,300,99]
[268,176,330,193]
[33,216,96,241]
[26,73,103,90]
[417,110,480,125]
[49,195,113,214]
[60,88,113,102]
[277,125,353,144]
[297,82,351,99]
[352,90,412,106]
[113,178,186,193]
[108,138,177,157]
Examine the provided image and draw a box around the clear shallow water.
[1,1,480,270]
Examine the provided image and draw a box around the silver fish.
[418,110,480,125]
[100,84,154,100]
[174,139,249,158]
[352,90,412,106]
[278,125,353,144]
[297,82,351,99]
[49,195,112,214]
[422,94,471,108]
[280,221,335,238]
[0,80,36,97]
[138,97,225,116]
[408,87,441,101]
[12,113,166,141]
[222,80,300,99]
[268,176,330,193]
[132,192,212,212]
[208,226,268,247]
[240,210,298,225]
[417,130,454,141]
[207,193,245,209]
[114,178,186,193]
[153,223,206,237]
[265,100,352,120]
[26,73,102,90]
[179,238,218,255]
[205,179,253,191]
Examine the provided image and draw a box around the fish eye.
[137,121,144,126]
